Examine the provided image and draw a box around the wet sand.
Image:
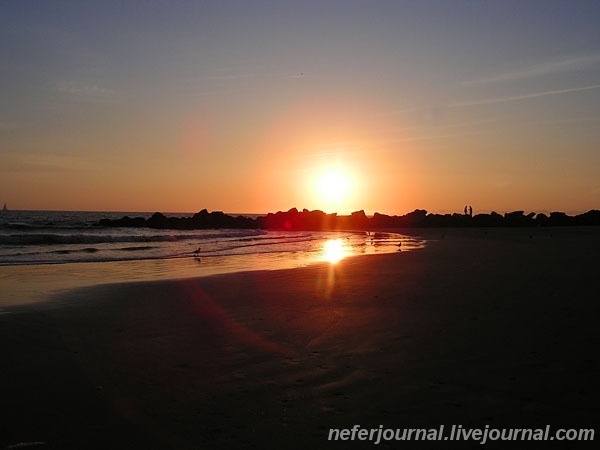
[1,227,598,449]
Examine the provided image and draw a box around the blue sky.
[1,1,599,213]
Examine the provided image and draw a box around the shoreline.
[1,227,598,449]
[0,230,424,308]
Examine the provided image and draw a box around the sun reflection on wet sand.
[1,233,425,306]
[322,238,349,264]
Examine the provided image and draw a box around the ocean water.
[0,210,425,305]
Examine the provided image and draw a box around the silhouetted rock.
[535,213,549,226]
[98,216,146,227]
[405,209,428,227]
[147,212,169,228]
[471,213,495,227]
[96,208,600,230]
[574,209,600,226]
[339,210,368,229]
[548,212,573,227]
[188,210,255,229]
[371,212,394,228]
[192,209,210,220]
[504,211,536,227]
[259,208,345,230]
[423,214,446,227]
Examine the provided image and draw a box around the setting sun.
[317,170,350,203]
[310,165,357,213]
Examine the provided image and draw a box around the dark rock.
[548,211,573,226]
[98,216,146,227]
[504,211,535,227]
[575,209,600,226]
[96,208,600,230]
[147,212,169,228]
[535,213,549,226]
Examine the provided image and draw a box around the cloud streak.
[385,84,600,116]
[1,152,96,174]
[55,80,117,102]
[464,54,600,85]
[204,71,308,81]
[451,84,600,108]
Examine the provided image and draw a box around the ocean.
[0,210,424,306]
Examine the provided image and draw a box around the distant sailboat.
[2,203,7,211]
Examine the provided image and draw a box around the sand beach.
[1,227,598,449]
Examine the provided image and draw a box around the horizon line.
[2,207,597,217]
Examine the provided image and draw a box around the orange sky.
[1,2,599,215]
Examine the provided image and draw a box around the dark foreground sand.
[1,228,598,449]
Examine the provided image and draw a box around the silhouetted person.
[464,205,468,215]
[468,206,473,217]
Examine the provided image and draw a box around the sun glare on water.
[322,238,347,263]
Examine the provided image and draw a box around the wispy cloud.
[451,84,600,108]
[55,80,117,102]
[529,115,600,127]
[1,152,95,173]
[384,84,600,116]
[204,71,308,81]
[385,129,485,145]
[205,73,266,81]
[464,54,600,85]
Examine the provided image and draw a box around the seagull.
[192,247,201,256]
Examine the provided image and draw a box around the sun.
[318,170,349,202]
[312,167,354,212]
